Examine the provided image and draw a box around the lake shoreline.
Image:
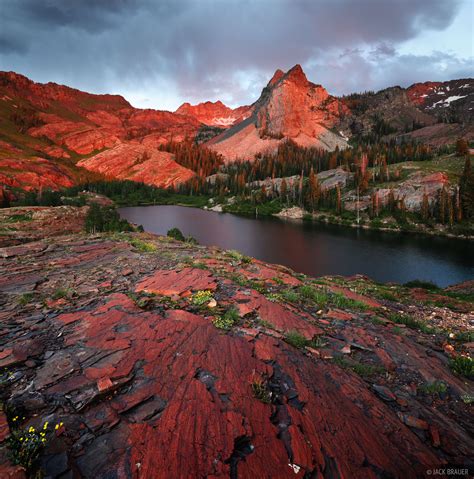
[120,199,474,241]
[119,204,474,287]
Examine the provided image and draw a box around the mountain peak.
[268,69,285,86]
[284,64,308,86]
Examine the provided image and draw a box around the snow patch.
[430,95,467,108]
[339,130,349,141]
[288,464,301,474]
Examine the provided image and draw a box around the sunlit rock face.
[207,65,349,162]
[0,71,201,190]
[77,143,195,188]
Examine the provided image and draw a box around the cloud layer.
[0,0,471,109]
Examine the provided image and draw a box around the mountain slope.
[0,72,200,191]
[0,70,473,194]
[339,78,474,144]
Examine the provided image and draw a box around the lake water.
[119,205,474,287]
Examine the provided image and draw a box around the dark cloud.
[4,0,140,33]
[0,0,470,109]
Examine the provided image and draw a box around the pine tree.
[371,191,379,217]
[298,170,304,206]
[421,191,429,222]
[280,178,288,204]
[336,185,342,215]
[456,138,469,157]
[307,168,320,211]
[439,187,447,224]
[455,185,463,222]
[388,189,396,213]
[460,157,474,219]
[448,194,454,227]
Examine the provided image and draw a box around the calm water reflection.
[119,205,474,287]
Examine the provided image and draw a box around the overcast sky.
[0,0,472,110]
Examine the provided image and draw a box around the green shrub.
[284,330,308,349]
[129,238,157,252]
[420,381,447,396]
[280,289,299,303]
[4,213,33,223]
[191,290,214,306]
[7,421,63,473]
[453,331,474,343]
[17,293,34,306]
[167,227,185,241]
[389,313,419,328]
[331,292,368,311]
[333,357,385,377]
[185,235,199,245]
[404,280,440,290]
[213,307,239,330]
[388,313,437,334]
[226,249,252,264]
[52,287,74,300]
[449,356,473,379]
[251,378,272,404]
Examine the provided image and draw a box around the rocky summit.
[0,206,473,478]
[207,65,349,161]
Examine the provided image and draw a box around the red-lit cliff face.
[208,65,349,162]
[1,70,473,192]
[176,100,252,127]
[0,71,200,190]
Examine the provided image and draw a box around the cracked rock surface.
[0,207,473,478]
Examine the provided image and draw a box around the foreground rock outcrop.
[0,207,472,478]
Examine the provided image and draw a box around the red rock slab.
[254,335,278,361]
[135,267,217,296]
[0,412,9,443]
[0,241,47,258]
[97,377,114,393]
[0,272,42,292]
[325,308,355,321]
[232,290,322,339]
[328,285,383,308]
[18,291,462,477]
[48,242,128,267]
[0,464,26,479]
[0,348,12,361]
[239,261,302,286]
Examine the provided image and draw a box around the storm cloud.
[0,0,471,109]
